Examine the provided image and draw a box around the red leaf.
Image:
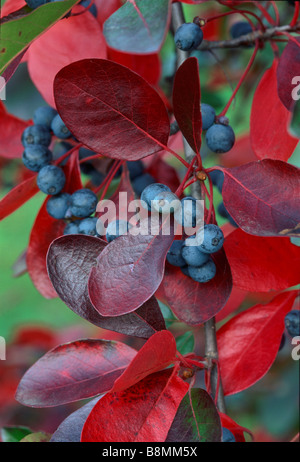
[250,60,298,161]
[217,291,298,396]
[27,152,82,298]
[47,234,166,337]
[16,339,136,407]
[215,286,247,323]
[277,37,300,111]
[0,0,25,16]
[146,156,180,192]
[81,368,189,442]
[95,0,121,24]
[221,160,300,237]
[27,14,107,107]
[219,413,252,443]
[0,110,31,159]
[162,249,232,325]
[108,48,161,86]
[0,174,39,220]
[173,57,201,154]
[224,229,300,292]
[54,59,170,160]
[88,219,174,317]
[111,330,177,393]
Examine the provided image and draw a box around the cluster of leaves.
[0,0,299,442]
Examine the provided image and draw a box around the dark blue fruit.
[166,240,185,267]
[206,124,235,153]
[37,165,66,195]
[25,0,48,9]
[174,23,204,51]
[198,224,224,254]
[22,125,52,148]
[22,145,52,172]
[181,266,190,277]
[70,189,98,218]
[127,161,144,181]
[188,258,216,283]
[201,103,216,131]
[90,169,105,187]
[51,114,71,139]
[141,183,171,210]
[174,196,202,228]
[80,0,97,17]
[209,170,224,192]
[218,202,238,227]
[132,173,155,197]
[170,120,179,136]
[64,221,80,235]
[46,193,71,219]
[230,21,252,39]
[53,141,73,164]
[78,217,99,236]
[152,191,180,214]
[33,106,57,128]
[106,220,132,243]
[285,310,300,337]
[181,237,210,267]
[222,427,236,442]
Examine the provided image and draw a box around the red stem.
[291,1,300,26]
[175,156,197,197]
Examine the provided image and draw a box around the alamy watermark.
[0,336,6,360]
[0,76,6,101]
[291,336,300,361]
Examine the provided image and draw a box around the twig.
[198,23,300,51]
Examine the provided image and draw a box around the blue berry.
[188,258,216,283]
[78,217,99,236]
[141,183,171,211]
[230,22,252,39]
[132,173,155,197]
[166,240,186,267]
[37,165,66,195]
[181,266,190,277]
[206,124,235,154]
[51,114,71,139]
[90,170,105,186]
[170,120,179,136]
[152,191,180,214]
[209,170,224,192]
[197,224,224,254]
[201,103,216,131]
[106,220,132,243]
[25,0,48,8]
[127,161,144,180]
[181,237,210,267]
[222,427,236,442]
[46,193,71,219]
[22,145,52,172]
[33,106,57,128]
[174,23,204,51]
[70,189,98,218]
[174,196,203,228]
[64,221,80,235]
[22,124,52,148]
[80,0,97,17]
[285,310,300,337]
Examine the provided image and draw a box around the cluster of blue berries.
[201,104,235,154]
[284,310,300,338]
[25,0,97,16]
[125,160,156,197]
[21,106,100,236]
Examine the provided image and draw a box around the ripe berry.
[70,189,98,218]
[206,124,235,153]
[22,125,52,148]
[127,161,144,181]
[285,310,300,337]
[152,191,180,214]
[174,23,204,51]
[170,120,179,136]
[201,103,216,131]
[37,165,66,195]
[181,266,190,277]
[22,145,52,172]
[33,106,57,128]
[51,114,71,139]
[106,220,132,243]
[174,196,203,228]
[230,21,252,39]
[78,217,99,236]
[188,258,216,283]
[166,240,186,267]
[141,183,171,210]
[79,0,97,17]
[222,428,236,442]
[181,237,210,267]
[132,173,155,197]
[46,193,71,219]
[209,170,224,192]
[197,224,224,254]
[64,221,80,235]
